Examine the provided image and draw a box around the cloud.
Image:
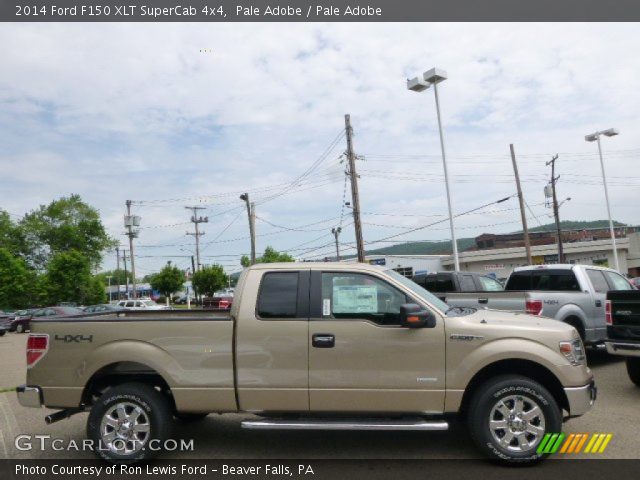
[1,22,639,272]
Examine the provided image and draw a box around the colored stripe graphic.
[537,433,565,454]
[540,433,613,454]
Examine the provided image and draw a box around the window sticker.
[332,285,377,314]
[323,298,331,316]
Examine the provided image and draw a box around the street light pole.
[107,275,112,303]
[586,129,620,272]
[407,68,459,271]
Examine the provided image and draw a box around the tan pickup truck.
[17,262,596,464]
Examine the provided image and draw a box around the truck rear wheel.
[626,358,640,387]
[87,382,172,463]
[467,375,562,464]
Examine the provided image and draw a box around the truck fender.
[555,304,588,334]
[448,338,568,391]
[77,340,181,390]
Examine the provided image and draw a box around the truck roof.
[512,263,615,273]
[246,262,387,273]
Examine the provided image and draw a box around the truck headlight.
[559,338,586,366]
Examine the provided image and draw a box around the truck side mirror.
[400,304,436,329]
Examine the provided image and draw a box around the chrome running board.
[241,417,449,431]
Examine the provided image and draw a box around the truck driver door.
[308,270,445,413]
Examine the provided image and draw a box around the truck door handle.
[595,300,602,307]
[312,334,335,348]
[478,298,488,304]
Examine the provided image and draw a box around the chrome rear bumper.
[564,381,596,417]
[16,385,43,408]
[605,341,640,357]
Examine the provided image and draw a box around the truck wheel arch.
[81,361,175,410]
[460,358,569,416]
[562,315,586,342]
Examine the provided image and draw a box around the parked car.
[10,309,35,333]
[173,295,193,305]
[0,314,10,336]
[604,289,640,385]
[12,306,86,333]
[202,295,233,310]
[116,299,169,310]
[17,262,595,464]
[444,264,635,345]
[412,271,504,301]
[83,304,124,314]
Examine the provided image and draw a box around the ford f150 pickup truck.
[604,290,640,386]
[444,264,634,345]
[17,262,595,464]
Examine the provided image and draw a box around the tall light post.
[407,67,460,271]
[585,128,620,272]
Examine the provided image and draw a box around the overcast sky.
[1,23,639,275]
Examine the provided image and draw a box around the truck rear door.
[235,269,310,412]
[307,270,446,413]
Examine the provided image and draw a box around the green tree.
[0,211,27,258]
[150,263,185,300]
[191,264,228,297]
[0,247,30,309]
[19,195,116,271]
[43,250,105,305]
[241,246,294,267]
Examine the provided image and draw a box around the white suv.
[116,299,169,310]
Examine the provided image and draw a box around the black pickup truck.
[605,290,640,386]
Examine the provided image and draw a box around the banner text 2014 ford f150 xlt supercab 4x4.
[17,263,596,464]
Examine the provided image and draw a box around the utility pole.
[331,227,342,261]
[185,206,208,271]
[191,255,198,305]
[510,144,532,264]
[239,194,256,265]
[345,114,365,263]
[546,155,564,263]
[122,249,129,299]
[124,200,140,299]
[115,248,121,300]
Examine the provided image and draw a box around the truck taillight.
[26,334,49,368]
[526,300,543,316]
[605,300,612,326]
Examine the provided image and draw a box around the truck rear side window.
[257,272,299,318]
[422,274,454,293]
[586,269,609,293]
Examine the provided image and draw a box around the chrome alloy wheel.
[100,402,150,454]
[488,395,546,452]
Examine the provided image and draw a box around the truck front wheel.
[87,382,172,463]
[626,358,640,387]
[467,375,562,464]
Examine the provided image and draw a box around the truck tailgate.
[607,290,640,341]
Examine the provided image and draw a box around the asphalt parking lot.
[0,332,638,460]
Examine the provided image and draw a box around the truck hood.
[456,310,577,345]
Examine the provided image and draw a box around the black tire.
[174,412,208,422]
[467,375,562,464]
[87,382,172,463]
[0,330,5,337]
[626,358,640,387]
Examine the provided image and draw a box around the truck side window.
[586,269,609,293]
[257,272,299,319]
[460,275,476,291]
[603,271,634,291]
[478,276,504,291]
[321,272,407,326]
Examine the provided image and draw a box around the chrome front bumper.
[16,385,43,408]
[605,341,640,357]
[564,381,596,417]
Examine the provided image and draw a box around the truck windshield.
[385,269,450,314]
